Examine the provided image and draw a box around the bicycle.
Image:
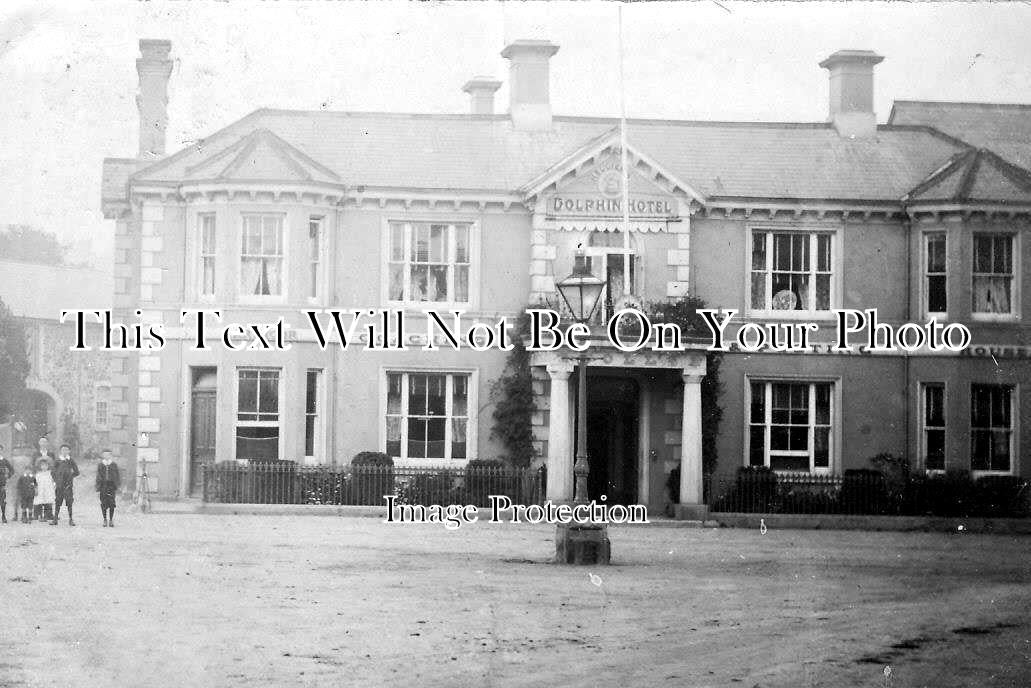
[132,466,151,514]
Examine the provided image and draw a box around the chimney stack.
[137,39,173,158]
[501,39,559,130]
[462,77,502,115]
[820,50,884,138]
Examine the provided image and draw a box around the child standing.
[16,467,36,523]
[34,459,55,522]
[95,449,121,527]
[51,444,79,526]
[0,444,12,524]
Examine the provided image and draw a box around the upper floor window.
[308,216,322,300]
[970,384,1013,473]
[921,382,946,471]
[241,214,284,298]
[924,233,947,315]
[972,234,1014,317]
[750,231,833,314]
[388,222,470,304]
[748,380,833,473]
[585,231,637,323]
[199,214,216,297]
[385,371,469,461]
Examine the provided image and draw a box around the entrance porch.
[532,344,708,518]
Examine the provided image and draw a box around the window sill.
[970,314,1020,323]
[745,311,839,322]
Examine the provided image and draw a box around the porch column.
[678,371,705,518]
[545,361,574,502]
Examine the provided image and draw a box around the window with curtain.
[921,383,946,471]
[972,234,1014,315]
[388,222,470,303]
[240,214,284,298]
[748,380,833,473]
[308,216,321,300]
[304,369,322,461]
[970,384,1013,472]
[750,231,833,313]
[236,368,280,460]
[924,233,947,314]
[385,372,470,461]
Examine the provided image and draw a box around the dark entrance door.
[190,368,217,495]
[583,376,640,505]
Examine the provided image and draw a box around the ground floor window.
[386,372,469,461]
[970,384,1013,473]
[921,383,946,471]
[304,369,323,462]
[236,367,280,460]
[748,380,832,472]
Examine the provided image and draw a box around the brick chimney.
[462,76,502,115]
[819,50,884,138]
[501,39,559,130]
[137,39,173,159]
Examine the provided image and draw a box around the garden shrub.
[464,459,513,507]
[401,470,458,505]
[351,452,394,505]
[732,466,777,512]
[839,468,889,514]
[971,475,1029,518]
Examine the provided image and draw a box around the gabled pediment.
[519,127,706,206]
[182,128,341,185]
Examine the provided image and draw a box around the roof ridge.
[892,99,1031,111]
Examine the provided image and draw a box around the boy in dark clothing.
[95,449,121,527]
[50,444,79,526]
[0,444,12,524]
[16,468,36,523]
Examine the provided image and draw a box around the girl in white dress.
[33,459,56,522]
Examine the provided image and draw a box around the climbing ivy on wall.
[645,296,725,477]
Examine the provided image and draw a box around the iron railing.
[708,470,1030,517]
[202,461,545,507]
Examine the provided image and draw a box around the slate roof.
[889,101,1031,170]
[904,147,1031,205]
[119,109,973,204]
[0,259,113,321]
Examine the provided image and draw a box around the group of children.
[0,438,122,527]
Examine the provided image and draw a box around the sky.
[2,0,1030,264]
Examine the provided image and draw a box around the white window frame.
[308,216,323,302]
[379,367,478,467]
[303,369,324,466]
[198,212,217,299]
[920,382,947,473]
[922,231,948,319]
[233,367,283,462]
[382,219,478,308]
[239,213,288,304]
[744,377,840,475]
[583,243,638,324]
[971,232,1020,322]
[969,383,1017,476]
[746,226,841,319]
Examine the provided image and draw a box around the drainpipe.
[902,208,912,465]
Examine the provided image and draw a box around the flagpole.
[618,4,631,296]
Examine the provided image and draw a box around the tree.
[0,225,68,265]
[0,297,31,420]
[489,313,536,468]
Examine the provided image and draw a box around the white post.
[546,362,574,502]
[679,372,705,507]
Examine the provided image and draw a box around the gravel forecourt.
[1,475,1029,688]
